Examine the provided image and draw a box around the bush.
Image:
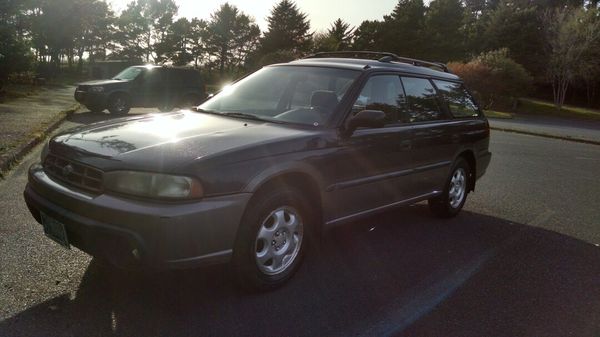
[449,49,533,109]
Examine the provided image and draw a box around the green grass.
[517,98,600,120]
[484,110,513,119]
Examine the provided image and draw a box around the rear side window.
[432,80,480,118]
[352,75,405,125]
[400,77,444,122]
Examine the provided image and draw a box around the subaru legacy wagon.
[24,52,491,290]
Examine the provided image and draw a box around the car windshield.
[113,67,143,80]
[199,66,360,126]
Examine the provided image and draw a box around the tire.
[85,105,104,113]
[107,94,130,115]
[232,186,312,291]
[157,103,174,112]
[428,157,470,218]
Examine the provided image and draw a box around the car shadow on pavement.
[1,205,599,337]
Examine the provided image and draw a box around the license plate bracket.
[41,212,70,249]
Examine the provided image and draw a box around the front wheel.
[232,187,311,291]
[428,158,470,218]
[107,94,130,115]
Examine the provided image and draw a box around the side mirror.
[345,110,386,135]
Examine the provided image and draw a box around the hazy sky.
[109,0,399,32]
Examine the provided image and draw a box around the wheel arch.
[242,166,324,237]
[456,149,476,192]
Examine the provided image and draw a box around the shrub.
[449,49,533,109]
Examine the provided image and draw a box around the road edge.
[0,104,80,178]
[490,126,600,146]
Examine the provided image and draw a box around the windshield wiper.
[221,112,264,120]
[194,108,223,115]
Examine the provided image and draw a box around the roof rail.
[302,51,450,73]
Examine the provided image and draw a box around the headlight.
[104,171,203,199]
[89,86,104,93]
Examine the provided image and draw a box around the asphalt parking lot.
[1,109,599,336]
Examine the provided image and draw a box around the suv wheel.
[108,94,130,115]
[233,187,310,291]
[158,103,174,112]
[428,158,470,218]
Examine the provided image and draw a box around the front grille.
[43,154,104,193]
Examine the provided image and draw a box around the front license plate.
[41,212,70,249]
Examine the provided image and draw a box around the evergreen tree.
[381,0,426,58]
[260,0,311,54]
[327,18,354,51]
[351,20,384,51]
[206,3,260,75]
[483,1,545,75]
[423,0,465,62]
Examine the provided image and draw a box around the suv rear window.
[432,80,480,118]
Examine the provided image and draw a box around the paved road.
[489,115,600,143]
[1,109,600,336]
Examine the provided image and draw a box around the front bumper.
[24,163,251,269]
[74,90,108,108]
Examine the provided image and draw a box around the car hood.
[49,111,317,172]
[77,79,127,86]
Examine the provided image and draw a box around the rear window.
[432,80,480,118]
[400,77,445,122]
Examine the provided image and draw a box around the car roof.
[131,65,198,73]
[285,58,461,81]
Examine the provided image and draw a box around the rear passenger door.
[327,74,415,220]
[140,68,167,107]
[399,76,456,194]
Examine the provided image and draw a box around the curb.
[0,104,80,178]
[490,126,600,146]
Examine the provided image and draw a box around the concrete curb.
[0,104,80,178]
[490,126,600,146]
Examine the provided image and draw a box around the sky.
[108,0,399,32]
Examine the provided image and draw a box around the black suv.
[26,52,491,290]
[74,65,206,114]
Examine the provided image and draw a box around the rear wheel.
[107,94,130,115]
[428,158,470,218]
[232,187,311,291]
[157,102,174,112]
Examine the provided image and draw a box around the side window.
[352,75,405,125]
[143,69,164,88]
[400,77,444,123]
[432,80,480,118]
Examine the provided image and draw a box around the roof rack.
[302,51,450,73]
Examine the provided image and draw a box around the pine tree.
[260,0,311,54]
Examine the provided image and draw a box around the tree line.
[1,0,599,108]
